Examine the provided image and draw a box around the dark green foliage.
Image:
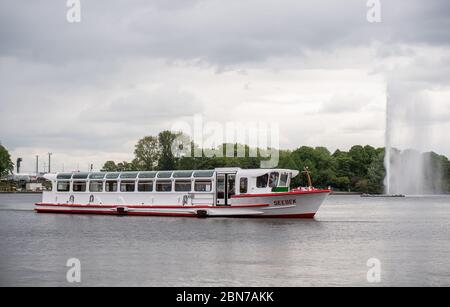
[101,131,450,194]
[0,144,14,177]
[101,160,118,172]
[157,131,179,171]
[133,136,159,171]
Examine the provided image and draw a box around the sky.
[1,0,449,173]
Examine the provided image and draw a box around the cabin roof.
[46,168,299,180]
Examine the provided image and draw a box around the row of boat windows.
[56,170,215,180]
[54,172,289,193]
[56,180,213,193]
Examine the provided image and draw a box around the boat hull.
[230,190,329,217]
[35,190,330,218]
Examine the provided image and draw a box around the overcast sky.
[1,0,449,173]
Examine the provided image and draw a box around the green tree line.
[101,131,450,194]
[2,133,449,194]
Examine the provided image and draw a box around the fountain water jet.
[384,93,391,195]
[384,85,444,195]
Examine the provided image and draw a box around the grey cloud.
[340,120,384,134]
[373,45,450,86]
[80,86,204,124]
[389,84,450,126]
[318,93,376,114]
[1,0,450,169]
[0,84,203,152]
[1,0,449,66]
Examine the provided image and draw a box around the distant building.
[1,173,49,192]
[26,182,44,192]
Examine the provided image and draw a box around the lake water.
[1,193,449,286]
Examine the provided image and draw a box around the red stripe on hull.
[35,209,316,219]
[35,203,268,209]
[34,209,196,217]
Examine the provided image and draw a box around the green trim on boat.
[272,187,289,192]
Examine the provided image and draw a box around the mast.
[302,166,313,188]
[36,155,39,176]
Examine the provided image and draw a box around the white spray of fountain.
[384,92,391,195]
[384,85,444,195]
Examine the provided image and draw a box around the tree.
[355,179,370,193]
[116,161,138,171]
[423,151,450,193]
[334,150,353,178]
[157,130,180,170]
[134,136,159,171]
[102,161,118,172]
[335,176,351,191]
[289,146,336,188]
[278,150,298,170]
[367,150,385,194]
[0,144,14,177]
[348,145,369,178]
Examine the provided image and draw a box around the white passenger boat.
[35,168,330,218]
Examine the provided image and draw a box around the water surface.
[1,193,449,286]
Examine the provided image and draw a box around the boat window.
[193,170,214,178]
[105,180,118,192]
[120,172,138,179]
[173,171,193,178]
[269,172,279,188]
[156,181,172,192]
[105,172,120,179]
[138,180,153,192]
[89,181,103,192]
[216,175,225,199]
[175,180,192,192]
[89,173,105,180]
[57,181,70,192]
[240,177,248,194]
[57,173,72,180]
[73,173,89,180]
[120,181,136,192]
[228,175,236,198]
[138,172,157,179]
[256,173,269,188]
[73,181,87,192]
[194,180,212,192]
[157,171,173,178]
[279,173,289,187]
